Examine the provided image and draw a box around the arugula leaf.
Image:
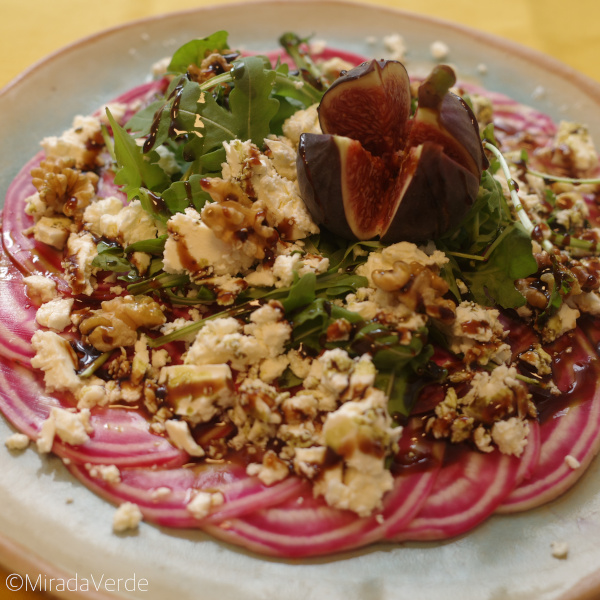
[376,349,441,418]
[439,170,537,308]
[281,272,316,313]
[162,174,212,214]
[461,222,537,308]
[168,31,230,74]
[92,242,132,273]
[124,235,167,255]
[106,109,170,201]
[228,57,280,147]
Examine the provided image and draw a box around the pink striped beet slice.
[499,329,600,513]
[392,422,540,542]
[68,461,306,528]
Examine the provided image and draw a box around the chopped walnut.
[187,51,236,84]
[30,157,98,219]
[107,349,132,380]
[372,260,456,323]
[202,200,278,260]
[79,295,166,352]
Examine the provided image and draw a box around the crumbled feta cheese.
[164,419,206,457]
[220,139,319,239]
[430,40,449,60]
[160,364,234,424]
[163,208,254,277]
[568,291,600,316]
[151,487,172,501]
[83,198,166,248]
[282,104,321,146]
[41,115,102,169]
[31,330,81,393]
[32,216,72,250]
[247,449,290,485]
[63,232,98,295]
[36,407,92,453]
[552,121,599,174]
[383,33,406,61]
[23,275,57,305]
[565,454,581,469]
[186,491,225,519]
[154,144,180,175]
[287,349,312,379]
[293,446,326,479]
[444,301,511,365]
[315,388,402,516]
[542,303,580,343]
[113,502,143,532]
[264,136,297,180]
[131,335,150,386]
[491,417,530,457]
[35,297,74,331]
[319,56,355,81]
[185,304,291,373]
[551,541,569,559]
[5,433,30,451]
[87,464,121,484]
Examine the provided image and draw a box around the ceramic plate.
[2,2,600,599]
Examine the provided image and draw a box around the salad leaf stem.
[484,142,551,251]
[79,351,112,378]
[526,168,600,185]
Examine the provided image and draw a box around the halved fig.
[297,61,488,243]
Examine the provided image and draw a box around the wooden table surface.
[0,0,599,598]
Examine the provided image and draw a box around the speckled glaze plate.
[2,2,600,599]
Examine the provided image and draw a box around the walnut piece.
[79,295,166,352]
[187,51,236,84]
[31,157,98,219]
[372,260,456,323]
[202,199,278,260]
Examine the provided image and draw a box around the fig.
[297,60,488,243]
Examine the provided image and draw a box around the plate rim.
[1,0,599,99]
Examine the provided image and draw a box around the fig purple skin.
[296,60,488,243]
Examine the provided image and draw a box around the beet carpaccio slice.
[1,44,600,559]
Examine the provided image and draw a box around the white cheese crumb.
[551,541,569,559]
[86,463,121,484]
[491,417,530,457]
[36,407,92,453]
[383,33,406,61]
[151,487,172,501]
[23,275,57,305]
[430,40,449,60]
[4,433,30,451]
[186,491,225,519]
[163,208,254,277]
[41,115,102,169]
[565,454,581,469]
[31,330,81,394]
[164,419,205,457]
[113,502,143,533]
[35,297,74,331]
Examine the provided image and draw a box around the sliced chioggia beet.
[203,426,444,557]
[391,436,537,542]
[297,61,488,243]
[69,462,305,527]
[0,357,187,467]
[0,251,38,364]
[498,329,600,513]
